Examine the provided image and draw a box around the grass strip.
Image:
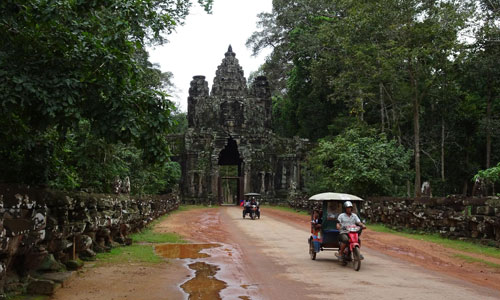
[261,204,310,216]
[7,296,49,300]
[453,254,500,269]
[369,224,500,259]
[96,244,163,264]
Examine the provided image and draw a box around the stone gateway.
[179,46,310,204]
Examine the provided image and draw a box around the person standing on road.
[336,201,366,258]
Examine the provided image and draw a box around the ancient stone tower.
[180,46,309,204]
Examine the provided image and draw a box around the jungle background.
[0,0,498,198]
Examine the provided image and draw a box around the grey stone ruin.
[421,181,432,197]
[177,46,310,204]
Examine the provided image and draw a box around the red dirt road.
[53,206,500,300]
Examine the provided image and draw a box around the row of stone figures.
[0,186,179,295]
[113,176,131,194]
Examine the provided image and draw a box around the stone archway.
[177,46,311,204]
[217,137,243,205]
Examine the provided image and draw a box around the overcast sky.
[148,0,273,111]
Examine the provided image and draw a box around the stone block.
[36,254,65,272]
[64,260,83,271]
[476,206,495,216]
[37,271,75,285]
[486,198,500,208]
[27,278,59,295]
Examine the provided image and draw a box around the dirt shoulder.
[51,261,189,300]
[263,206,500,292]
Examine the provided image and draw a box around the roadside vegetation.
[248,0,499,197]
[369,224,500,259]
[7,296,48,300]
[453,254,500,269]
[0,0,211,194]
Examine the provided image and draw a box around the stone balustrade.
[0,184,179,295]
[362,196,500,246]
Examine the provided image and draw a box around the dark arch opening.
[218,137,242,166]
[218,137,243,205]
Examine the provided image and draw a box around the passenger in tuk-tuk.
[336,201,366,258]
[311,209,322,233]
[311,209,322,252]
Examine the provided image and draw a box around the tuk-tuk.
[242,192,261,220]
[308,192,365,270]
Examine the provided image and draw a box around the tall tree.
[249,0,475,196]
[0,0,212,185]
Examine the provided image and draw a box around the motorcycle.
[340,225,363,271]
[242,202,260,220]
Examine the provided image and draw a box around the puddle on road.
[180,262,227,300]
[156,243,252,300]
[155,243,219,259]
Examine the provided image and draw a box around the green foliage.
[96,244,163,265]
[249,0,500,196]
[453,254,500,269]
[474,162,500,183]
[39,119,181,194]
[0,0,209,190]
[304,126,412,197]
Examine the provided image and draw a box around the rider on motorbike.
[250,197,260,218]
[336,201,366,259]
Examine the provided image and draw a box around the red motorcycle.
[340,225,363,271]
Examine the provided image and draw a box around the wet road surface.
[161,206,500,300]
[53,206,500,300]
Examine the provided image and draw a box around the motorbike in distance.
[242,193,261,220]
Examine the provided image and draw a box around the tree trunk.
[462,139,470,196]
[414,99,421,197]
[486,91,492,169]
[380,82,385,132]
[411,74,421,197]
[441,118,445,182]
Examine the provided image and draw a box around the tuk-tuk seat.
[322,228,340,246]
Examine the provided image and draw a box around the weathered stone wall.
[0,184,179,295]
[362,196,500,246]
[287,194,500,247]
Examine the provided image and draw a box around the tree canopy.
[249,0,500,196]
[304,126,412,197]
[0,0,211,192]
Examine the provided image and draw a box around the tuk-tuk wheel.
[309,240,316,260]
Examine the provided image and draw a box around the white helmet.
[344,201,353,208]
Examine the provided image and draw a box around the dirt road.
[224,207,500,299]
[54,206,500,300]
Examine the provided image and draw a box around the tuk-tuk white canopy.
[308,192,364,201]
[244,193,261,196]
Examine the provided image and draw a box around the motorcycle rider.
[250,197,260,218]
[336,201,366,259]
